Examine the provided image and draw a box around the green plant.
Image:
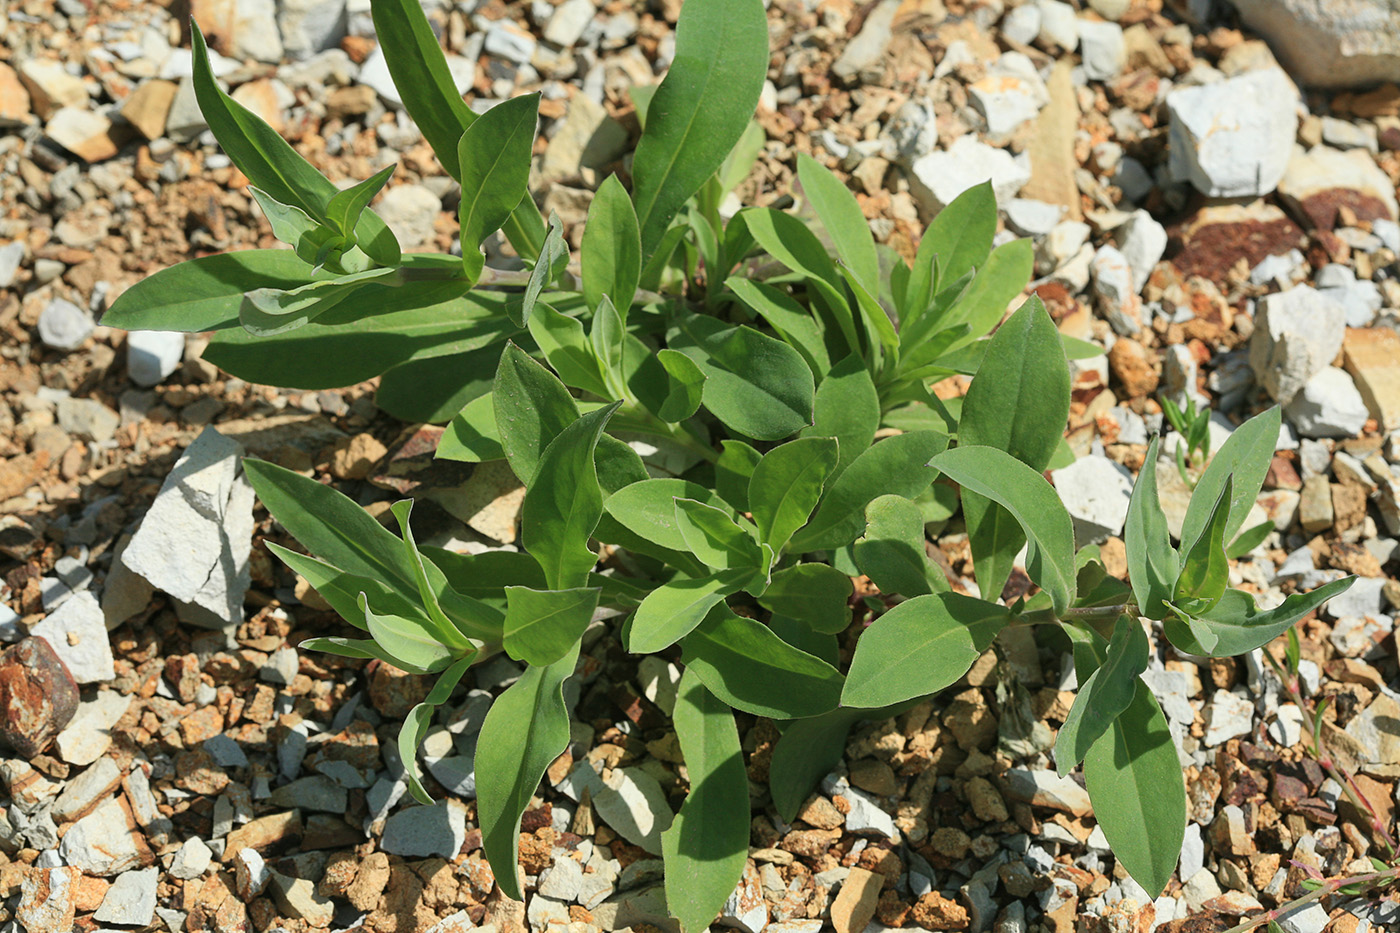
[106,0,1355,925]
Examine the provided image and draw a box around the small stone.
[223,810,303,860]
[0,240,23,288]
[1052,455,1134,545]
[0,62,32,125]
[538,855,585,901]
[17,866,80,933]
[325,84,377,119]
[0,637,80,759]
[544,0,596,46]
[1036,0,1078,50]
[484,22,537,64]
[1344,327,1400,431]
[330,433,388,481]
[1166,68,1298,198]
[125,331,186,387]
[45,107,119,162]
[60,796,151,875]
[833,0,899,80]
[190,0,283,61]
[93,867,158,926]
[17,60,87,118]
[380,801,467,858]
[830,867,882,933]
[911,892,969,931]
[1117,209,1167,294]
[278,0,350,60]
[1002,5,1041,45]
[1078,20,1125,80]
[119,79,178,140]
[907,135,1031,214]
[261,646,299,685]
[1203,690,1254,746]
[54,691,130,765]
[1298,475,1335,534]
[1284,368,1371,438]
[121,427,253,629]
[37,298,93,351]
[233,848,269,899]
[374,183,442,251]
[30,592,114,684]
[541,92,629,181]
[270,873,336,926]
[1091,245,1144,335]
[719,861,769,933]
[51,756,122,823]
[1250,285,1347,405]
[269,775,347,813]
[169,837,213,879]
[1002,769,1092,816]
[1276,903,1329,933]
[848,759,899,796]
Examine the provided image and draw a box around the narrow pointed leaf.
[1055,615,1150,775]
[626,571,749,654]
[477,644,579,900]
[630,0,767,254]
[797,152,878,293]
[360,594,456,674]
[1179,407,1282,553]
[521,402,620,589]
[605,479,740,553]
[399,655,474,804]
[582,175,642,313]
[494,342,579,485]
[1124,436,1178,619]
[527,301,610,398]
[239,267,399,337]
[517,213,569,327]
[1082,681,1185,898]
[662,669,749,933]
[842,593,1007,709]
[1162,577,1356,657]
[674,498,763,571]
[391,499,475,649]
[930,445,1077,614]
[903,181,995,324]
[1174,476,1232,611]
[327,164,398,245]
[941,238,1035,352]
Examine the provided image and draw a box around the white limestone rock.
[1052,455,1134,545]
[907,135,1031,214]
[30,591,114,683]
[1249,285,1347,405]
[1166,68,1298,198]
[1284,367,1371,439]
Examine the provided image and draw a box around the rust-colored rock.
[1168,202,1306,284]
[0,637,79,759]
[1107,338,1159,398]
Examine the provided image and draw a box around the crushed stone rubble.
[4,0,1400,931]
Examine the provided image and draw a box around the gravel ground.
[4,0,1400,932]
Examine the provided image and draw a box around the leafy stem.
[1218,867,1400,933]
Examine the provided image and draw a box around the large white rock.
[1090,245,1143,336]
[1051,455,1135,545]
[120,427,253,629]
[192,0,283,63]
[277,0,348,60]
[1249,285,1347,405]
[1166,68,1298,198]
[907,134,1031,214]
[38,298,93,350]
[1284,367,1371,438]
[1229,0,1400,89]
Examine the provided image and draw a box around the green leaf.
[680,605,845,718]
[439,393,506,463]
[494,342,579,485]
[655,349,706,422]
[790,431,948,553]
[756,563,853,634]
[1082,681,1185,897]
[903,181,995,324]
[1055,615,1149,775]
[239,267,400,337]
[103,250,325,333]
[360,594,457,674]
[191,23,399,267]
[517,214,568,328]
[749,437,839,553]
[717,120,765,196]
[674,498,763,571]
[266,543,400,630]
[458,94,540,281]
[327,164,398,242]
[626,571,750,654]
[300,635,414,665]
[390,500,476,649]
[724,278,831,379]
[248,187,344,269]
[853,494,943,597]
[1163,578,1356,657]
[399,655,474,803]
[662,668,749,933]
[630,0,768,254]
[527,301,611,398]
[941,239,1035,352]
[769,703,914,822]
[740,206,842,290]
[1226,520,1273,560]
[1173,476,1232,612]
[670,313,815,441]
[605,479,740,552]
[959,297,1071,604]
[1179,408,1281,552]
[1124,436,1178,619]
[841,593,1007,709]
[842,268,899,366]
[802,354,879,480]
[522,402,620,590]
[797,153,878,294]
[477,645,579,899]
[582,175,642,313]
[369,0,544,260]
[503,586,601,667]
[715,441,762,512]
[930,445,1077,615]
[589,296,626,394]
